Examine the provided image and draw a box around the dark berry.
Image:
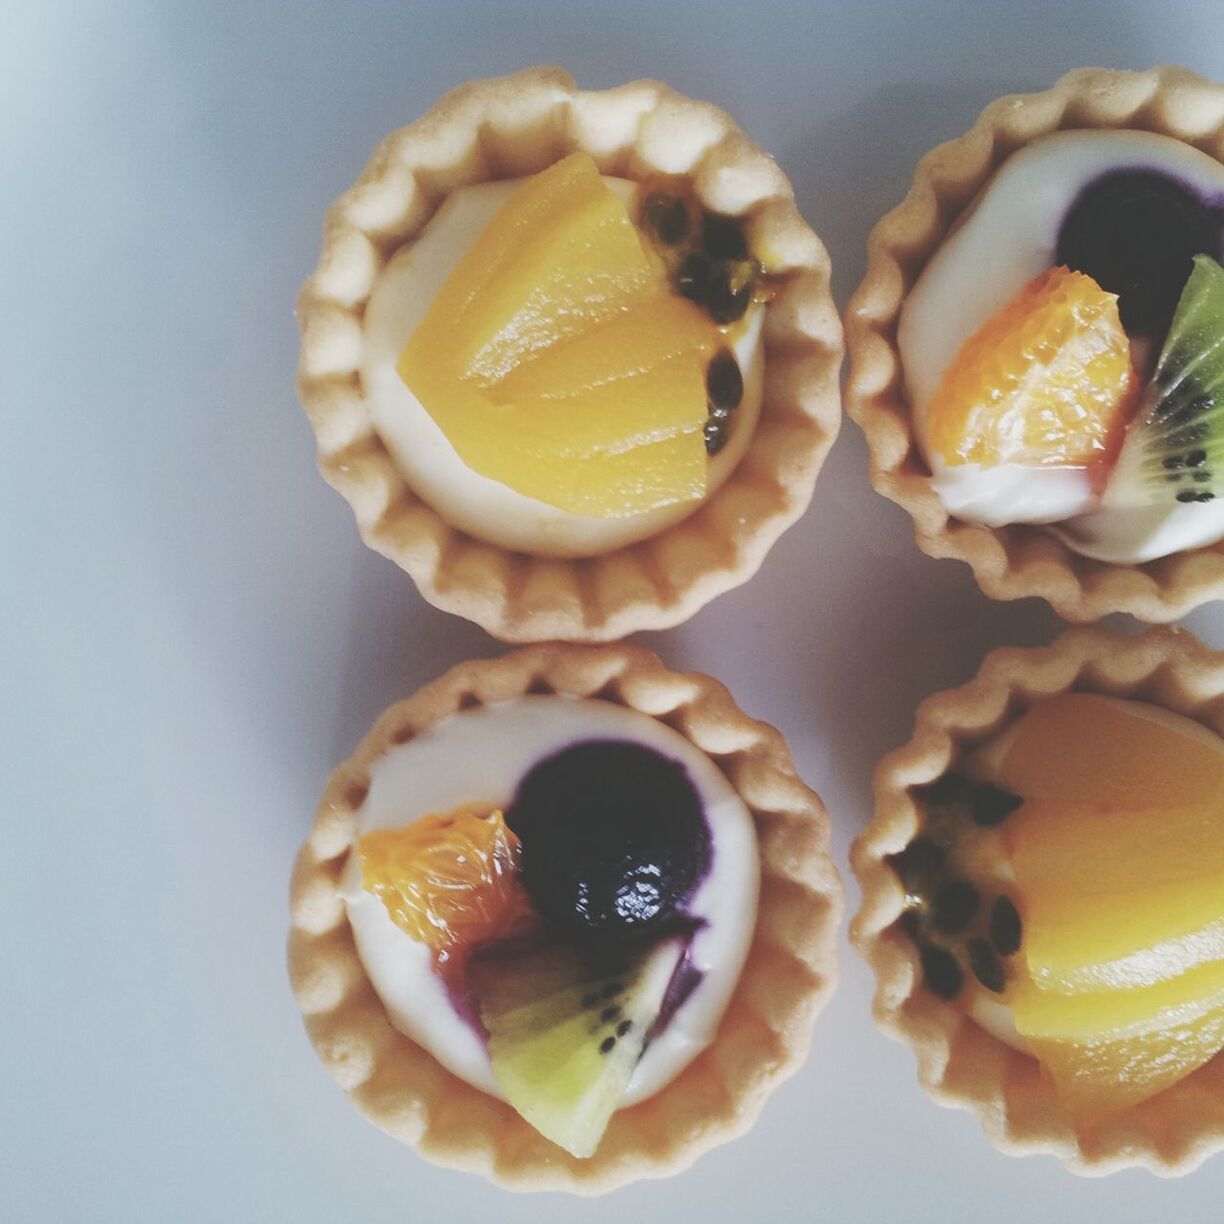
[507,740,710,947]
[707,350,744,413]
[989,896,1023,957]
[930,879,979,934]
[970,782,1022,827]
[642,192,689,245]
[920,944,963,1000]
[702,213,748,260]
[1056,168,1224,340]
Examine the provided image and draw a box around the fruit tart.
[847,65,1224,622]
[852,625,1224,1175]
[297,67,841,641]
[288,644,841,1192]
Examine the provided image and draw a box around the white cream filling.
[361,178,765,559]
[340,696,760,1107]
[899,129,1224,561]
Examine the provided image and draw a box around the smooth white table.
[7,2,1224,1220]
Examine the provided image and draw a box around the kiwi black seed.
[643,192,689,245]
[970,782,1022,826]
[616,1019,632,1037]
[888,835,945,896]
[967,938,1006,994]
[600,1004,622,1023]
[990,896,1023,957]
[930,879,980,934]
[599,1036,616,1055]
[676,252,713,303]
[702,214,749,261]
[920,944,964,1000]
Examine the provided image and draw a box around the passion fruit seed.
[702,214,749,261]
[707,267,752,325]
[968,938,1006,994]
[642,192,689,246]
[888,835,946,896]
[990,895,1023,957]
[931,878,980,934]
[676,252,713,303]
[970,783,1023,827]
[920,943,964,1000]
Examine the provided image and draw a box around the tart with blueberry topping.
[847,66,1224,622]
[852,626,1224,1175]
[288,645,841,1192]
[297,67,841,641]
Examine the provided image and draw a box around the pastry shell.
[288,643,842,1193]
[851,624,1224,1175]
[846,65,1224,623]
[297,66,842,642]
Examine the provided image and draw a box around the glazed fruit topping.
[358,808,537,957]
[1056,168,1224,341]
[1102,255,1224,508]
[928,266,1136,470]
[506,740,710,948]
[398,153,720,518]
[899,694,1224,1117]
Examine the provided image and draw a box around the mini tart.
[851,625,1224,1176]
[846,65,1224,623]
[288,644,842,1193]
[297,67,842,642]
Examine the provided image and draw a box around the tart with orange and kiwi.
[847,65,1224,622]
[852,626,1224,1174]
[297,67,841,641]
[288,645,841,1193]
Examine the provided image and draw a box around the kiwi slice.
[473,939,682,1158]
[1105,255,1224,508]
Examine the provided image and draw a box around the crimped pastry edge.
[297,67,842,642]
[288,643,843,1194]
[845,65,1224,623]
[850,625,1224,1176]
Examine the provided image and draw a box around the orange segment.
[395,151,719,518]
[928,266,1134,468]
[358,808,536,954]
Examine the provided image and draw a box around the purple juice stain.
[1055,166,1224,343]
[506,739,713,947]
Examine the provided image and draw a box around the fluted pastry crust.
[289,643,842,1192]
[297,67,842,641]
[846,66,1224,622]
[852,625,1224,1175]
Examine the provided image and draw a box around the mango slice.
[396,152,719,518]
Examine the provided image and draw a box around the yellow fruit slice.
[1012,960,1224,1116]
[358,808,536,955]
[928,266,1134,468]
[978,693,1224,808]
[396,151,719,517]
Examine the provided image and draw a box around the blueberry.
[507,740,710,946]
[1056,168,1224,340]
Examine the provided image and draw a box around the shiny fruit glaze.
[928,267,1135,470]
[358,808,537,956]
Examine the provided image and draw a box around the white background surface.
[7,2,1224,1221]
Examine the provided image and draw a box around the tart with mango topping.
[288,644,841,1192]
[852,626,1224,1175]
[297,67,841,641]
[847,65,1224,622]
